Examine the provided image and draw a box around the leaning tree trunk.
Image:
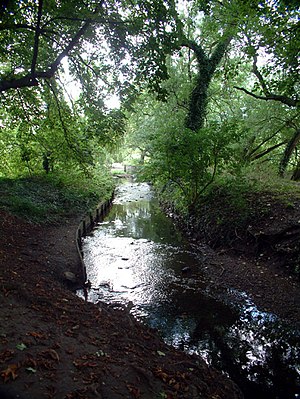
[183,35,232,132]
[279,128,300,178]
[291,158,300,180]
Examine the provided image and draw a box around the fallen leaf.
[73,359,98,368]
[23,357,37,369]
[168,378,176,386]
[173,382,180,390]
[16,343,27,351]
[1,364,19,382]
[27,331,46,339]
[157,350,166,357]
[154,367,169,382]
[0,349,15,362]
[26,367,37,374]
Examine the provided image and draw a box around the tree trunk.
[183,36,232,132]
[291,158,300,181]
[279,128,300,177]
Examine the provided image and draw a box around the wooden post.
[82,220,86,236]
[89,212,93,231]
[77,229,82,250]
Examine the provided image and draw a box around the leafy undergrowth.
[0,171,114,224]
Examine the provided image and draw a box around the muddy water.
[80,181,300,399]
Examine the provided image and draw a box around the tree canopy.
[124,0,299,210]
[0,0,179,92]
[0,0,180,176]
[0,0,299,203]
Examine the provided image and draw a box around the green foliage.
[199,175,257,230]
[0,168,114,224]
[0,0,181,178]
[1,0,299,219]
[0,79,127,178]
[244,162,300,198]
[183,163,300,258]
[130,94,243,212]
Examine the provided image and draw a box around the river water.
[79,181,300,398]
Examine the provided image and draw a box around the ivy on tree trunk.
[183,35,232,132]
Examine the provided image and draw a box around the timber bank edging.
[75,192,114,283]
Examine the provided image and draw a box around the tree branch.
[279,128,300,176]
[252,54,270,96]
[0,2,104,92]
[234,86,299,107]
[251,141,286,161]
[0,19,91,92]
[31,0,44,78]
[248,113,300,158]
[181,39,209,65]
[192,153,218,208]
[209,35,232,71]
[0,23,56,35]
[0,23,37,31]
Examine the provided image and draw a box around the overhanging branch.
[252,54,270,96]
[234,86,299,107]
[0,1,106,93]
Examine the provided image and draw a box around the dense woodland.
[0,3,300,397]
[0,0,299,215]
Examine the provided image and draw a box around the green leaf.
[26,367,37,373]
[157,350,166,357]
[16,343,27,351]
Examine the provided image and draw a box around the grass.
[0,171,115,224]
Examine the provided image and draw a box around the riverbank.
[1,176,300,398]
[0,209,242,398]
[167,184,300,326]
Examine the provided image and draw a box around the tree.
[124,0,300,213]
[126,59,243,211]
[0,0,180,176]
[0,0,179,94]
[175,0,273,132]
[178,0,300,175]
[233,0,299,108]
[2,0,299,182]
[229,0,300,176]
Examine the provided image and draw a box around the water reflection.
[80,181,300,399]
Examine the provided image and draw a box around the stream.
[78,180,300,398]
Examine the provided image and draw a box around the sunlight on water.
[79,180,300,398]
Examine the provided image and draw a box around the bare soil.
[179,191,300,325]
[0,189,299,398]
